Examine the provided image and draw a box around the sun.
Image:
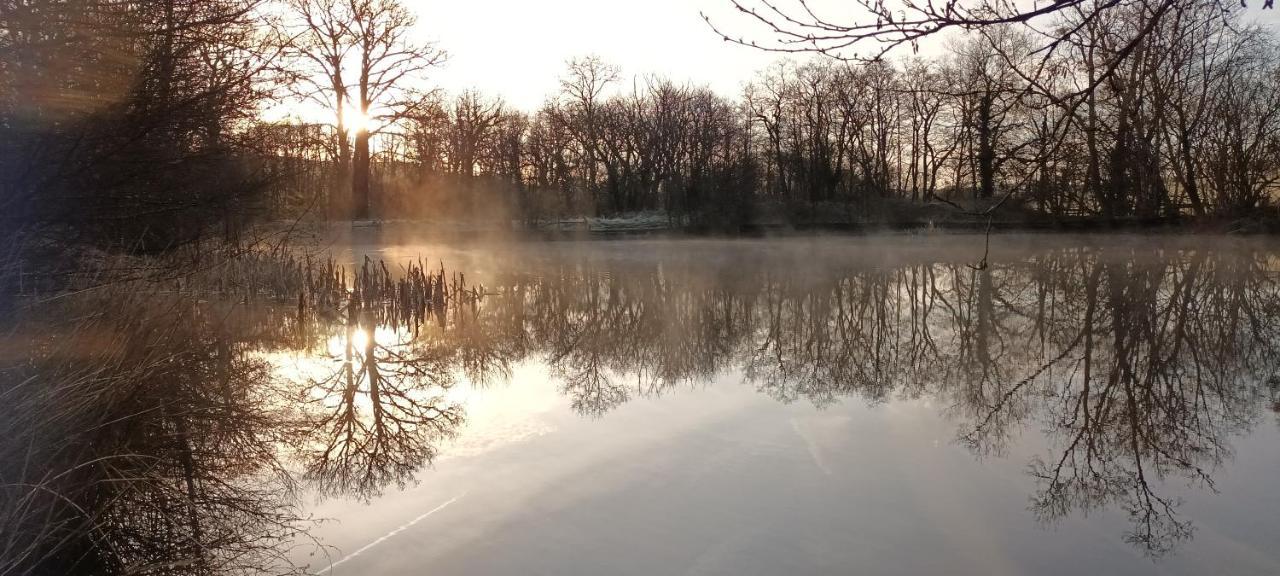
[325,328,373,357]
[341,103,374,134]
[350,328,370,351]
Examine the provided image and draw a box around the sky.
[255,0,1280,125]
[406,0,1280,112]
[403,0,783,110]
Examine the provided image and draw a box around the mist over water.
[287,233,1280,575]
[6,0,1280,570]
[13,232,1277,575]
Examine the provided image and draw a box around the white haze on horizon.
[264,0,1280,126]
[410,0,1280,111]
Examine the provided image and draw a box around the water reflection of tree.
[0,272,478,573]
[430,246,1280,556]
[318,246,1275,556]
[8,245,1280,571]
[296,297,464,500]
[1,296,308,575]
[1017,253,1278,555]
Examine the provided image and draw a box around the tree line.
[1,0,274,251]
[258,4,1280,227]
[3,0,1280,252]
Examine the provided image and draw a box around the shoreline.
[270,215,1280,242]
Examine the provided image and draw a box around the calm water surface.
[280,233,1280,576]
[10,233,1279,576]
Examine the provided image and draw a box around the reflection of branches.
[959,323,1087,452]
[435,303,518,386]
[438,247,1277,556]
[1,294,312,575]
[148,245,1280,561]
[557,362,629,418]
[1002,255,1267,555]
[300,306,462,500]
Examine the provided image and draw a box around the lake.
[5,233,1280,575]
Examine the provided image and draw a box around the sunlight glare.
[351,328,371,351]
[342,103,373,134]
[325,328,373,357]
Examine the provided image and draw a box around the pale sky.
[261,2,1277,129]
[404,0,783,110]
[406,0,1280,112]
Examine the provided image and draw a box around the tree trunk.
[335,129,350,216]
[1179,132,1205,216]
[1108,112,1131,219]
[1085,64,1104,214]
[976,92,996,200]
[352,130,370,220]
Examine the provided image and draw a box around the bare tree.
[282,0,442,220]
[447,91,506,178]
[704,0,1271,100]
[558,55,619,212]
[347,0,444,220]
[1,0,278,251]
[284,0,356,216]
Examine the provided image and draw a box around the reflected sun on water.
[7,235,1280,576]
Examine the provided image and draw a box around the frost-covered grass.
[529,211,674,232]
[579,211,675,232]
